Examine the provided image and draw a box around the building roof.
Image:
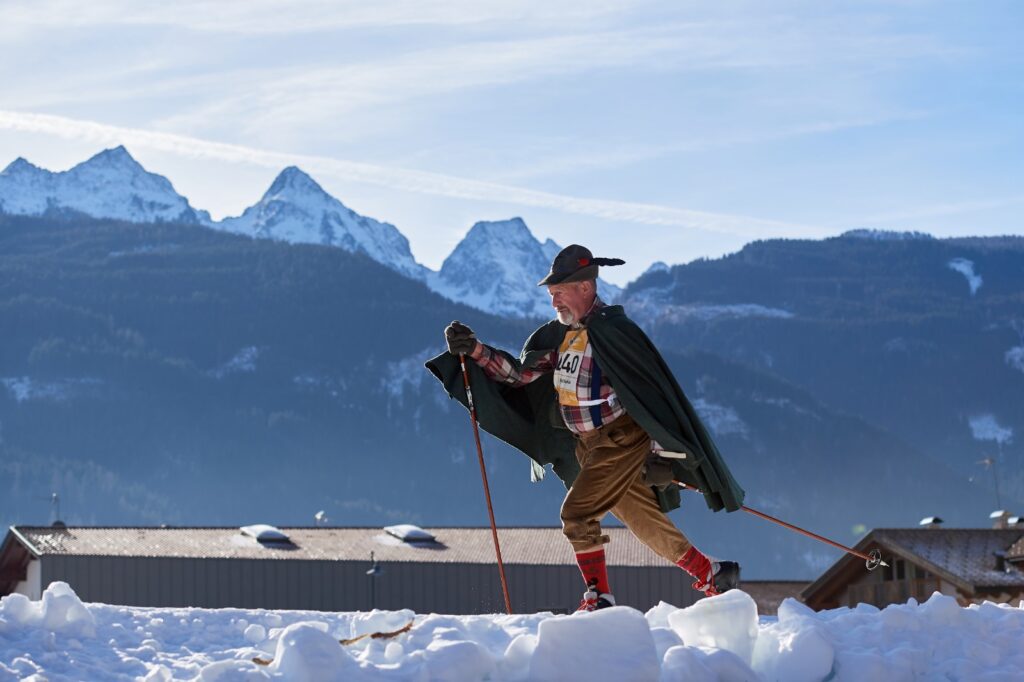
[1009,536,1024,561]
[6,526,677,567]
[802,528,1024,603]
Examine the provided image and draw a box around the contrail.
[0,109,822,238]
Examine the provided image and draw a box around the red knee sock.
[575,548,611,594]
[676,546,712,583]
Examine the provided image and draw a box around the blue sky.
[0,0,1020,284]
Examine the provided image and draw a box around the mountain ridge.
[0,146,210,225]
[0,147,618,318]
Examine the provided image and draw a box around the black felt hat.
[537,244,625,286]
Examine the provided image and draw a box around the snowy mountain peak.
[0,147,208,225]
[427,218,553,318]
[82,145,142,171]
[266,166,328,199]
[459,218,539,255]
[70,147,171,194]
[466,216,529,239]
[426,218,621,319]
[2,157,43,175]
[216,168,426,281]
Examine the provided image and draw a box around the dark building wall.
[40,557,702,614]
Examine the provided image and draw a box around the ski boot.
[694,560,741,597]
[576,578,616,612]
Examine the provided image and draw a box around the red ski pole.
[675,481,888,570]
[459,354,513,614]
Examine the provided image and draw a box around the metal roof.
[873,528,1024,589]
[6,526,672,567]
[802,528,1024,603]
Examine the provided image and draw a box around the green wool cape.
[425,305,745,513]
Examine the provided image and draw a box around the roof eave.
[800,531,976,603]
[8,526,42,558]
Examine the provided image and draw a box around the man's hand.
[643,454,675,490]
[445,320,479,356]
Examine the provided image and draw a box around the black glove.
[445,320,478,356]
[643,454,675,490]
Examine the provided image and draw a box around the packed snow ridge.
[2,582,1022,681]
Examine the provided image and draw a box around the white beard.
[557,309,576,326]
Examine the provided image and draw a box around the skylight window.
[240,524,290,543]
[383,524,435,543]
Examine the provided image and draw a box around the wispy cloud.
[861,195,1024,223]
[0,109,822,238]
[150,13,952,142]
[0,0,633,34]
[494,112,932,181]
[2,3,962,145]
[151,23,729,137]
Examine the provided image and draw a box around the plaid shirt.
[471,298,626,434]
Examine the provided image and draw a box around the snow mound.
[2,584,1023,680]
[662,644,758,681]
[668,589,759,665]
[0,581,95,638]
[530,606,659,682]
[266,621,354,681]
[761,592,1024,680]
[752,598,833,682]
[348,608,415,639]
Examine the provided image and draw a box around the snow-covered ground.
[2,583,1022,681]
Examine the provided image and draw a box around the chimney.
[919,516,944,529]
[990,510,1011,529]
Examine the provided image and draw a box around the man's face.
[547,281,594,325]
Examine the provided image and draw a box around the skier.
[426,245,744,611]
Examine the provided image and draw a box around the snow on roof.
[6,526,670,566]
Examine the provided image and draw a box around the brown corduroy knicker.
[560,412,692,563]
